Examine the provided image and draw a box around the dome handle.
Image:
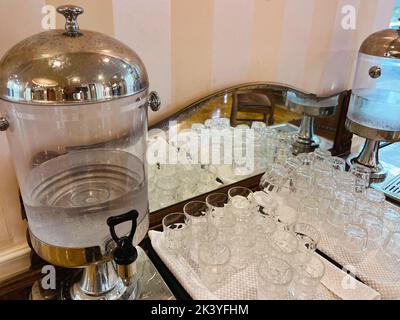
[57,5,84,37]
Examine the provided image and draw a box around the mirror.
[148,82,350,213]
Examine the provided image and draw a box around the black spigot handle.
[107,210,139,265]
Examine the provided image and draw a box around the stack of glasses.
[148,119,296,211]
[161,186,326,300]
[260,148,400,276]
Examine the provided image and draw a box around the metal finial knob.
[57,5,84,37]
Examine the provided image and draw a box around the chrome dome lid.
[0,5,149,105]
[360,27,400,59]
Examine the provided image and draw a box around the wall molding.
[0,241,31,283]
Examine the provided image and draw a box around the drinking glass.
[191,123,206,134]
[228,234,255,270]
[228,195,255,235]
[236,124,250,130]
[354,199,373,224]
[205,118,220,129]
[328,156,346,172]
[350,163,371,194]
[232,145,252,176]
[162,213,190,254]
[252,121,267,131]
[268,230,299,262]
[257,257,293,300]
[289,166,313,208]
[297,153,314,167]
[253,191,278,217]
[275,205,299,229]
[326,192,356,235]
[377,232,400,274]
[228,186,253,200]
[253,214,277,262]
[312,149,332,174]
[255,212,277,237]
[206,193,236,241]
[382,206,400,237]
[156,175,180,208]
[183,201,209,224]
[289,252,325,300]
[178,165,200,200]
[334,171,356,194]
[198,242,231,291]
[275,131,293,165]
[337,224,368,264]
[260,164,290,193]
[218,118,231,129]
[264,130,278,165]
[186,221,219,263]
[364,188,386,216]
[285,156,302,175]
[313,148,331,163]
[285,157,302,191]
[298,197,321,224]
[313,161,333,182]
[362,214,383,250]
[313,176,336,213]
[292,223,321,252]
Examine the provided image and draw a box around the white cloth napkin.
[267,192,399,300]
[149,230,380,300]
[321,256,381,300]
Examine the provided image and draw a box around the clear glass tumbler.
[326,192,356,235]
[298,197,321,225]
[268,230,299,262]
[328,156,346,172]
[257,257,293,300]
[198,242,231,291]
[350,163,371,194]
[289,166,313,208]
[377,232,400,275]
[362,214,383,250]
[289,252,325,300]
[382,206,400,235]
[183,201,209,224]
[337,224,368,264]
[334,171,356,194]
[365,188,386,215]
[206,193,236,242]
[292,223,321,252]
[228,234,255,270]
[260,164,290,193]
[162,213,190,255]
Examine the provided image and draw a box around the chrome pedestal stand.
[346,139,387,183]
[345,118,400,183]
[30,247,174,300]
[285,91,339,155]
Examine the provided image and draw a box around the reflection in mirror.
[148,82,344,213]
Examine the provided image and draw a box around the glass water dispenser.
[0,5,162,299]
[346,27,400,182]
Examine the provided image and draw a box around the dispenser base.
[292,136,321,155]
[30,246,175,300]
[346,153,388,183]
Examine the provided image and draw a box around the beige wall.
[0,0,45,251]
[0,0,396,253]
[30,0,397,122]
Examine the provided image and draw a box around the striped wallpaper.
[0,0,396,248]
[45,0,396,122]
